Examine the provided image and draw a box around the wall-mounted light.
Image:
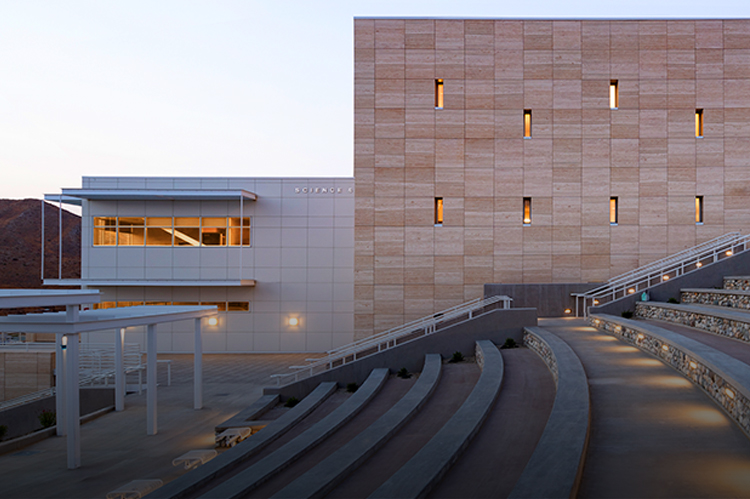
[663,275,670,281]
[726,388,735,400]
[726,250,733,256]
[662,344,669,352]
[288,317,299,327]
[208,317,218,327]
[628,288,635,294]
[564,308,572,314]
[61,335,68,350]
[593,299,600,305]
[689,361,698,369]
[637,334,644,341]
[696,262,703,268]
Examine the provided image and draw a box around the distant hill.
[0,199,80,289]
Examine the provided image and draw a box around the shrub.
[397,367,411,379]
[346,382,359,393]
[284,397,299,408]
[501,338,518,349]
[621,310,634,319]
[38,410,56,428]
[450,351,464,363]
[667,297,679,304]
[0,425,7,440]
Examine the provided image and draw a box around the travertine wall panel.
[354,18,750,338]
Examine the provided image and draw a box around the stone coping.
[637,301,750,323]
[511,327,590,499]
[151,381,338,499]
[271,355,442,499]
[200,369,390,499]
[215,394,279,433]
[370,340,503,499]
[590,314,750,437]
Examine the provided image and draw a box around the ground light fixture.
[726,388,736,400]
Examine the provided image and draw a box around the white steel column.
[146,324,157,435]
[58,196,62,280]
[41,200,45,281]
[55,334,67,436]
[65,333,80,469]
[115,328,125,411]
[194,318,203,410]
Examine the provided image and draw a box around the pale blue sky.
[1,0,748,201]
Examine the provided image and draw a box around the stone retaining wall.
[724,277,750,290]
[590,315,750,436]
[636,303,750,343]
[523,330,558,385]
[682,290,750,309]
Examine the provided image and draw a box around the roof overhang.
[45,189,257,206]
[43,279,256,287]
[0,305,217,334]
[0,289,101,309]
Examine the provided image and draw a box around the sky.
[1,0,750,202]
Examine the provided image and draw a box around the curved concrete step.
[636,301,750,344]
[369,340,504,499]
[681,288,750,311]
[508,327,590,499]
[215,394,279,434]
[198,368,390,499]
[427,348,555,499]
[271,354,442,499]
[150,381,337,499]
[724,276,750,291]
[591,313,750,438]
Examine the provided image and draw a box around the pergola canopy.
[0,289,101,309]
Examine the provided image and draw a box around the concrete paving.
[544,317,750,498]
[0,353,308,499]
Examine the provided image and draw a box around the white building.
[46,176,355,353]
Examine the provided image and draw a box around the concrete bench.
[510,327,591,499]
[272,354,442,499]
[198,368,390,499]
[106,479,163,499]
[370,340,504,499]
[590,313,750,438]
[172,450,218,470]
[215,427,252,448]
[149,381,337,499]
[215,394,279,434]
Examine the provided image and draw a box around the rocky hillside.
[0,199,80,289]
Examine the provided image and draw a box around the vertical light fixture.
[609,80,619,109]
[610,197,618,225]
[695,109,704,138]
[523,110,532,138]
[435,197,444,226]
[695,196,704,224]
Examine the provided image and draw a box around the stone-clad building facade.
[353,19,750,339]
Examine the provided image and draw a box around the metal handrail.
[271,294,512,386]
[573,232,750,317]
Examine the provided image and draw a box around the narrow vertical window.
[609,80,619,109]
[523,197,532,225]
[435,197,444,226]
[695,109,704,138]
[435,79,444,109]
[696,196,704,224]
[523,110,532,138]
[610,197,618,225]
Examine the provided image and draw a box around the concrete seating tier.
[370,340,504,499]
[271,354,441,499]
[214,394,279,434]
[635,301,750,343]
[150,381,338,499]
[724,276,750,291]
[589,313,750,437]
[510,327,590,499]
[197,368,389,499]
[681,288,750,310]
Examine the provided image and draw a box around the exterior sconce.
[208,317,218,327]
[663,275,670,281]
[726,250,733,256]
[628,288,635,294]
[288,317,299,327]
[61,335,68,350]
[689,361,698,369]
[637,334,644,340]
[726,388,735,400]
[662,344,669,352]
[696,262,702,268]
[564,309,571,314]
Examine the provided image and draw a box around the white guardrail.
[573,232,750,317]
[0,343,144,411]
[270,294,512,386]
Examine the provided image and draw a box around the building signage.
[294,186,353,194]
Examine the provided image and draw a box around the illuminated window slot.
[435,197,444,226]
[523,197,532,225]
[435,79,444,109]
[610,80,619,109]
[696,109,704,138]
[610,197,618,225]
[696,196,704,224]
[524,110,532,138]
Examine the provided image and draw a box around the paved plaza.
[0,353,308,499]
